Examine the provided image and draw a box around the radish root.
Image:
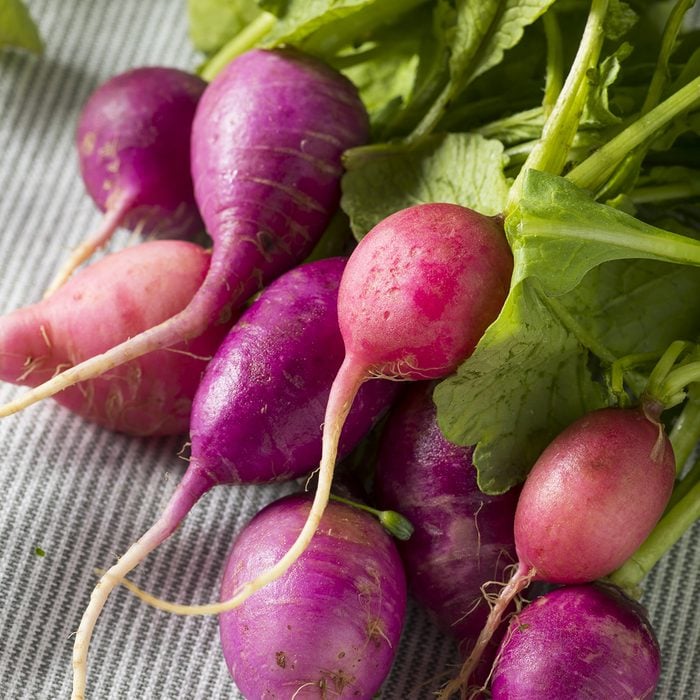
[438,565,535,700]
[44,193,133,297]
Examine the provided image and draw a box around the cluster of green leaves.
[187,1,700,494]
[0,0,42,54]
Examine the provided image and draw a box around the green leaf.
[412,0,556,138]
[561,259,700,358]
[433,252,700,495]
[0,0,43,54]
[341,132,510,238]
[375,0,453,139]
[434,279,607,494]
[581,42,634,128]
[603,0,637,41]
[508,169,700,295]
[187,0,262,56]
[260,0,428,58]
[335,9,424,135]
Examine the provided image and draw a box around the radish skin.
[374,382,519,673]
[219,493,407,698]
[70,258,397,699]
[1,48,369,418]
[0,240,230,435]
[491,583,661,699]
[442,407,676,698]
[46,66,206,295]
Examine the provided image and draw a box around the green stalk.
[608,474,700,592]
[660,363,700,407]
[667,458,700,511]
[644,340,689,402]
[640,0,696,116]
[631,179,700,204]
[609,352,661,400]
[542,9,563,119]
[669,385,700,474]
[329,494,414,541]
[517,214,700,276]
[566,76,700,192]
[200,12,276,82]
[506,0,609,212]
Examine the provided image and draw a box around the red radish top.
[338,203,513,379]
[514,407,676,583]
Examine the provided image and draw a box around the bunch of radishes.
[0,36,695,700]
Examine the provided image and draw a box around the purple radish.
[219,492,407,699]
[204,202,513,637]
[2,47,369,416]
[374,382,519,675]
[47,66,206,295]
[442,407,676,697]
[71,257,398,698]
[491,583,661,699]
[0,239,231,435]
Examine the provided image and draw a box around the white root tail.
[45,193,133,298]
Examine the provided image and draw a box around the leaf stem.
[506,0,609,212]
[667,456,700,511]
[566,76,700,192]
[661,364,700,405]
[200,12,276,82]
[329,494,414,540]
[669,384,700,474]
[644,340,689,402]
[631,178,700,204]
[608,471,700,592]
[640,0,696,116]
[542,9,563,119]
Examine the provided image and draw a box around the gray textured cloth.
[0,2,698,699]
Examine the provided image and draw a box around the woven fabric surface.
[0,2,698,699]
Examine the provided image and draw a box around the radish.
[441,406,676,697]
[0,240,230,435]
[1,47,369,416]
[192,202,513,629]
[374,382,519,673]
[491,583,661,699]
[219,492,407,698]
[71,257,398,698]
[47,66,206,295]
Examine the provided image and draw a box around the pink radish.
[0,47,369,417]
[0,240,230,435]
[47,66,206,295]
[182,202,514,624]
[440,406,676,698]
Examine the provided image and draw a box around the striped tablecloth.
[0,2,698,698]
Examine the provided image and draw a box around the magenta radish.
[441,406,676,697]
[0,239,230,435]
[191,202,513,637]
[47,66,206,295]
[374,382,519,669]
[491,583,661,699]
[219,492,407,699]
[71,257,398,698]
[2,47,369,417]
